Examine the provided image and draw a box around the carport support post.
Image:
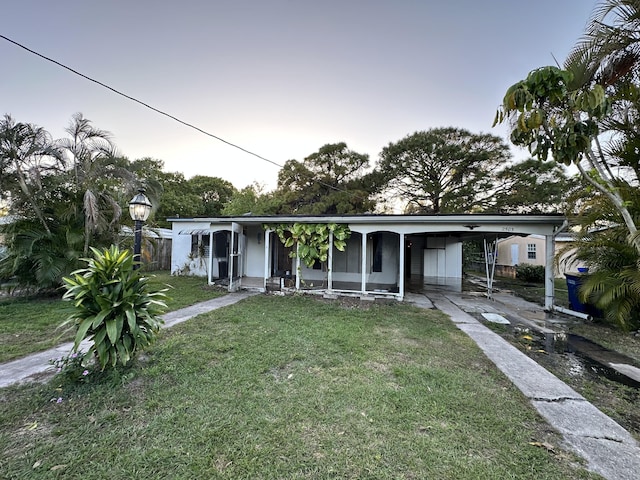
[263,229,271,290]
[361,233,367,294]
[398,233,405,300]
[207,232,213,285]
[544,234,555,311]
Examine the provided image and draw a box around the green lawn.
[0,272,224,363]
[0,295,596,479]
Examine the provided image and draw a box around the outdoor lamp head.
[129,190,152,222]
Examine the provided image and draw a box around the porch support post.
[263,229,271,290]
[207,232,213,285]
[328,231,333,292]
[361,233,367,294]
[544,233,555,311]
[295,243,301,290]
[229,229,235,292]
[398,233,405,300]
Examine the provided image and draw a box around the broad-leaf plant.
[62,245,168,369]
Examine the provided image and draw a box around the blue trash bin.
[565,273,587,313]
[565,273,603,317]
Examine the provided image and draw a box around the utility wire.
[0,33,283,168]
[1,33,361,198]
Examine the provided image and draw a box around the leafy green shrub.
[515,263,545,283]
[62,245,168,369]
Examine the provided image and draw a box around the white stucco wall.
[423,237,462,281]
[171,220,211,276]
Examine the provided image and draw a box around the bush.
[62,245,168,370]
[515,263,545,283]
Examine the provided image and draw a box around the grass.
[0,272,225,363]
[0,295,596,479]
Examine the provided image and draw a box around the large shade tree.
[133,159,239,227]
[188,175,236,217]
[221,182,278,216]
[274,142,379,214]
[492,158,575,214]
[378,128,511,213]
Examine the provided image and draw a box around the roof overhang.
[170,214,567,237]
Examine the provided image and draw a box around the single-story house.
[169,214,567,310]
[496,233,587,278]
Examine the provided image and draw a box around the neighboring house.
[496,233,587,278]
[497,234,546,268]
[169,213,566,309]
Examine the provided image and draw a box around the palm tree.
[58,113,134,254]
[561,1,640,330]
[0,114,65,234]
[566,0,640,90]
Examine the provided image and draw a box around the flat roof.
[170,214,567,238]
[168,213,566,225]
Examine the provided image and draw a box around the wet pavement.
[406,289,640,480]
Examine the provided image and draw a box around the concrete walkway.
[408,291,640,480]
[0,291,257,389]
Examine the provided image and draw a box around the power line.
[1,33,361,199]
[0,33,283,169]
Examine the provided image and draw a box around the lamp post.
[128,189,152,270]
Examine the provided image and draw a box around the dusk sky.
[2,1,596,190]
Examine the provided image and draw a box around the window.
[527,243,536,260]
[191,234,210,257]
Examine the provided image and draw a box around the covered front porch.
[170,214,567,310]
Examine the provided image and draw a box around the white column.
[398,233,405,300]
[207,232,213,285]
[361,233,367,294]
[228,229,235,292]
[295,243,301,290]
[263,230,271,290]
[545,234,555,311]
[328,231,333,292]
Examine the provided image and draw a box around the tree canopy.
[273,142,379,214]
[378,128,511,213]
[493,158,574,214]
